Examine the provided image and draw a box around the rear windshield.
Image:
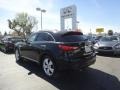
[55,35,87,42]
[8,37,22,41]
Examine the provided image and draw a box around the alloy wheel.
[15,49,19,61]
[43,58,55,76]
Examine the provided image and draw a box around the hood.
[98,41,118,47]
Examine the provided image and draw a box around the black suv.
[15,31,96,77]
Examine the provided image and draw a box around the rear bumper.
[56,54,96,70]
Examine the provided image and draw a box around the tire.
[15,49,22,63]
[42,55,57,77]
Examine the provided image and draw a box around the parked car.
[95,35,103,41]
[0,36,24,53]
[94,36,120,55]
[15,31,96,77]
[86,35,97,44]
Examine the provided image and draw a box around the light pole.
[76,21,79,29]
[36,7,46,30]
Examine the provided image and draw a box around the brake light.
[58,45,78,51]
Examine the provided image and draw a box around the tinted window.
[55,35,87,42]
[2,36,22,41]
[36,33,54,41]
[11,37,22,41]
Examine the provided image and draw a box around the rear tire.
[3,47,8,53]
[42,55,57,78]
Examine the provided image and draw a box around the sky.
[0,0,120,34]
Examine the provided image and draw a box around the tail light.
[58,44,78,52]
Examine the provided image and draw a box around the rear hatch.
[55,31,94,60]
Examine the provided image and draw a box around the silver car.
[94,36,120,55]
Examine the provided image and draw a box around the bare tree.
[8,13,38,38]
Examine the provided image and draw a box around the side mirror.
[25,39,31,44]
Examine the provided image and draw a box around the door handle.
[40,45,46,48]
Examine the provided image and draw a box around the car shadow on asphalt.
[97,53,120,58]
[17,61,120,90]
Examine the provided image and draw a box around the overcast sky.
[0,0,120,34]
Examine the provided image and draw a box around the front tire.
[15,49,22,62]
[42,56,57,77]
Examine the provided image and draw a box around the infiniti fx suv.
[15,31,96,77]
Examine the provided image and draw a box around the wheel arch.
[39,50,56,66]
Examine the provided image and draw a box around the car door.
[20,34,38,60]
[30,32,55,61]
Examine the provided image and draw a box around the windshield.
[100,36,118,42]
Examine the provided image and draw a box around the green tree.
[8,12,38,38]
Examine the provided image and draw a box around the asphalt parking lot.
[0,51,120,90]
